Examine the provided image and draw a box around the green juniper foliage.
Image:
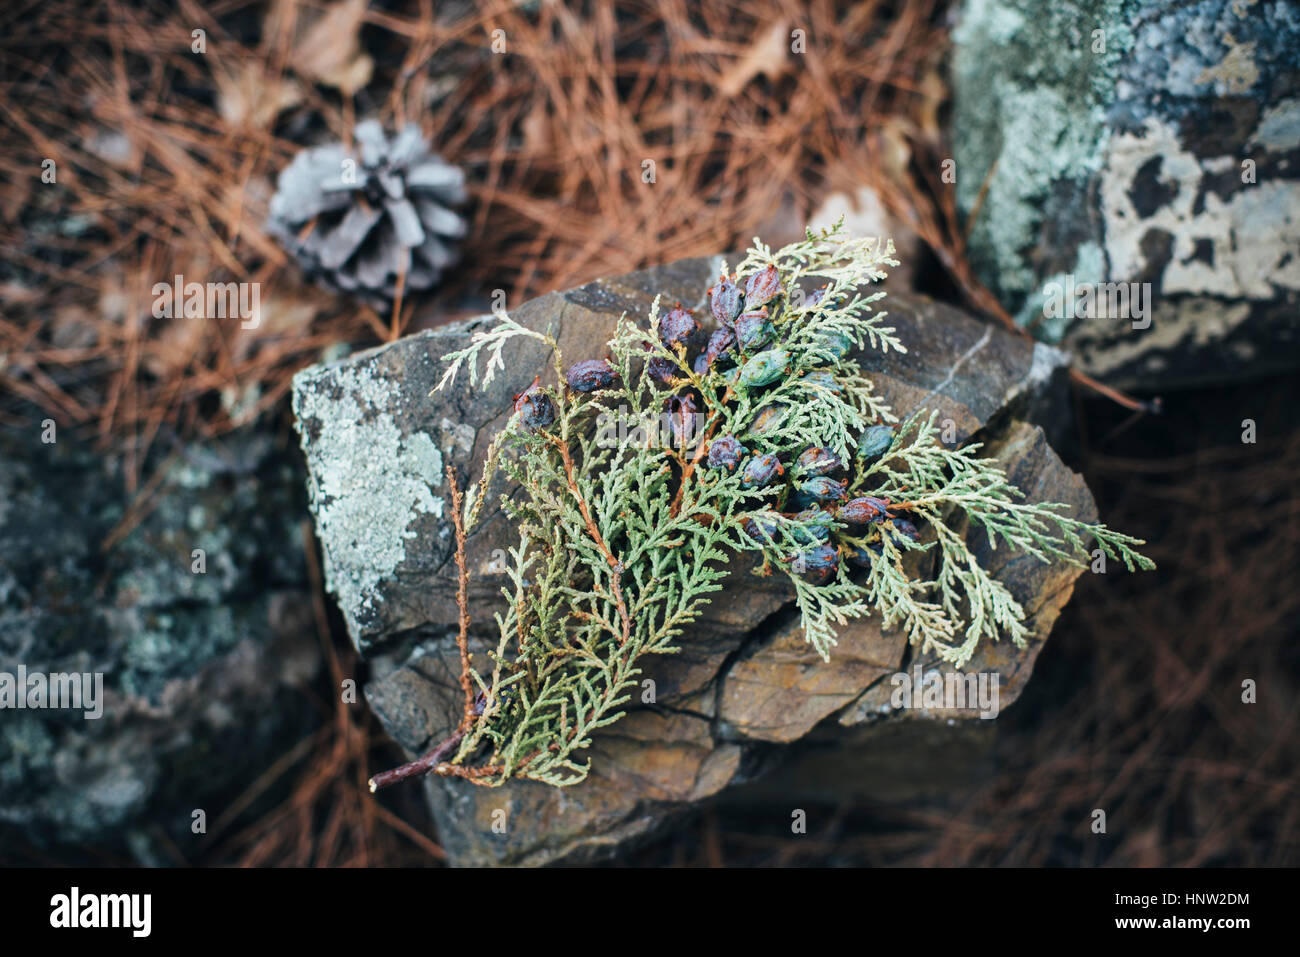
[419,222,1153,789]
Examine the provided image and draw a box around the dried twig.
[446,466,476,731]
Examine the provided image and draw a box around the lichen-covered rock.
[0,426,318,854]
[293,257,1089,866]
[952,0,1300,387]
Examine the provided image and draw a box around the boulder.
[0,424,318,857]
[293,256,1095,865]
[952,0,1300,388]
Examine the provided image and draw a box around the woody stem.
[367,730,464,793]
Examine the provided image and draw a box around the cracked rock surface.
[293,256,1093,865]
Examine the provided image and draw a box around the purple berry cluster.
[729,418,917,583]
[520,260,922,585]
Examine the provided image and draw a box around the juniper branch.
[368,219,1154,790]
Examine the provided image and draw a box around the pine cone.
[268,120,467,308]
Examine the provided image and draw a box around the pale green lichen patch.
[952,0,1134,335]
[293,361,446,641]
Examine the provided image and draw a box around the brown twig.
[367,731,465,793]
[389,257,408,342]
[547,432,632,646]
[368,466,479,792]
[445,466,476,732]
[1068,367,1162,415]
[668,387,733,518]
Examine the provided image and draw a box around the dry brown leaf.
[810,186,919,289]
[289,0,375,96]
[810,186,892,239]
[213,59,303,129]
[143,312,209,380]
[50,303,100,349]
[718,20,790,96]
[914,69,946,144]
[231,285,328,364]
[522,104,550,155]
[874,119,915,184]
